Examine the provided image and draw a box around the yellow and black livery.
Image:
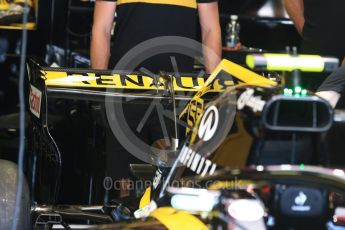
[97,0,217,71]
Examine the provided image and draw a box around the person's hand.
[316,91,341,108]
[223,42,242,51]
[151,139,170,164]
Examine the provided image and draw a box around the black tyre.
[0,159,30,230]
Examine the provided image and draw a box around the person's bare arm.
[198,2,222,74]
[91,1,116,69]
[316,91,341,108]
[283,0,305,35]
[316,66,345,108]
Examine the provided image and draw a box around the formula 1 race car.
[1,55,344,230]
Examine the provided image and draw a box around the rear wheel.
[0,159,30,230]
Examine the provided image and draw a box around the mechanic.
[284,0,345,165]
[317,66,345,108]
[91,0,221,73]
[91,0,222,198]
[284,0,345,63]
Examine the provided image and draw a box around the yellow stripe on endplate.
[218,59,277,87]
[150,207,208,230]
[117,0,197,9]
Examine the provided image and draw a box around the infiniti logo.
[198,106,219,142]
